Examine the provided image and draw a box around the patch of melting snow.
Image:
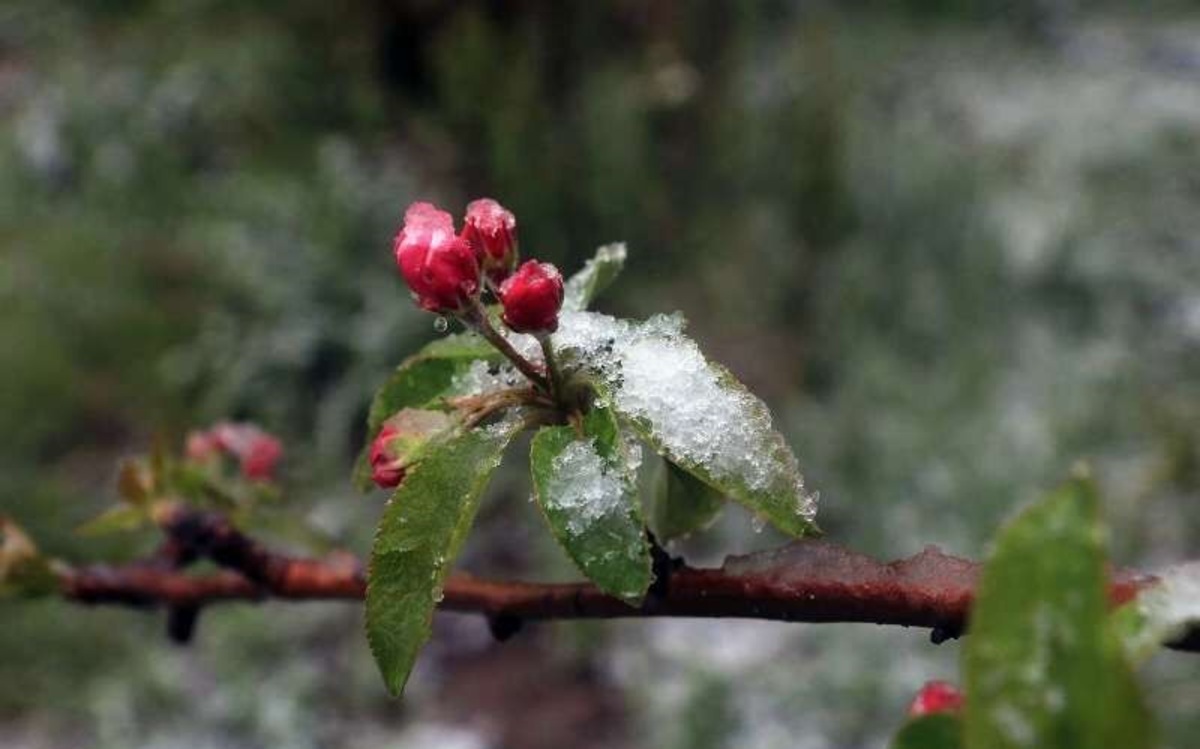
[551,310,816,523]
[545,438,627,535]
[449,359,523,397]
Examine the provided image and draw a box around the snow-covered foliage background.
[4,2,1200,747]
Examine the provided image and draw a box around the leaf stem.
[463,299,549,392]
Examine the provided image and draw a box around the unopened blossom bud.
[185,430,220,462]
[394,202,480,313]
[907,681,964,717]
[461,198,517,282]
[206,422,284,481]
[241,434,284,481]
[370,423,407,489]
[369,409,455,490]
[497,260,564,334]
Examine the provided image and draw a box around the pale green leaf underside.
[650,458,726,541]
[355,333,502,490]
[529,407,651,603]
[891,714,963,749]
[963,477,1155,749]
[563,242,627,312]
[366,422,518,696]
[552,311,817,538]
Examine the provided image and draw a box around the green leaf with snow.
[551,311,817,538]
[563,243,626,312]
[366,422,518,696]
[963,476,1155,749]
[530,406,652,603]
[651,458,725,541]
[892,714,962,749]
[355,333,503,490]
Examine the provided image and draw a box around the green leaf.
[553,312,817,537]
[366,421,519,696]
[356,333,503,490]
[563,242,627,312]
[76,505,149,536]
[892,714,963,749]
[963,477,1156,749]
[650,458,725,541]
[529,406,652,603]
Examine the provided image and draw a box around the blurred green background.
[4,1,1200,747]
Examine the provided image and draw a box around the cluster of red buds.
[377,198,566,491]
[393,198,564,334]
[186,422,284,481]
[907,680,964,717]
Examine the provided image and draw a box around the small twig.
[464,299,549,391]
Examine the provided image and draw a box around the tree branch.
[55,507,1195,651]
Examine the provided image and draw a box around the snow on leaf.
[551,310,818,537]
[529,406,651,603]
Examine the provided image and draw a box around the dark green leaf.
[563,243,627,312]
[963,476,1156,749]
[892,714,963,749]
[650,458,725,541]
[366,421,518,696]
[529,406,651,603]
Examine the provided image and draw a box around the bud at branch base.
[907,680,964,717]
[461,198,518,283]
[498,260,564,334]
[394,202,480,313]
[369,409,456,490]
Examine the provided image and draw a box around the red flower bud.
[185,431,220,462]
[461,198,518,281]
[394,202,480,313]
[189,422,284,481]
[369,423,407,489]
[368,410,456,490]
[241,434,284,481]
[907,681,964,717]
[498,260,564,334]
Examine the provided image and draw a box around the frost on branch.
[552,310,818,536]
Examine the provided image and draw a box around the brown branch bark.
[56,507,1194,651]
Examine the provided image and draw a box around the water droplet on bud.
[434,316,450,333]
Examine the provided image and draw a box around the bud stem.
[464,299,550,392]
[537,335,562,403]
